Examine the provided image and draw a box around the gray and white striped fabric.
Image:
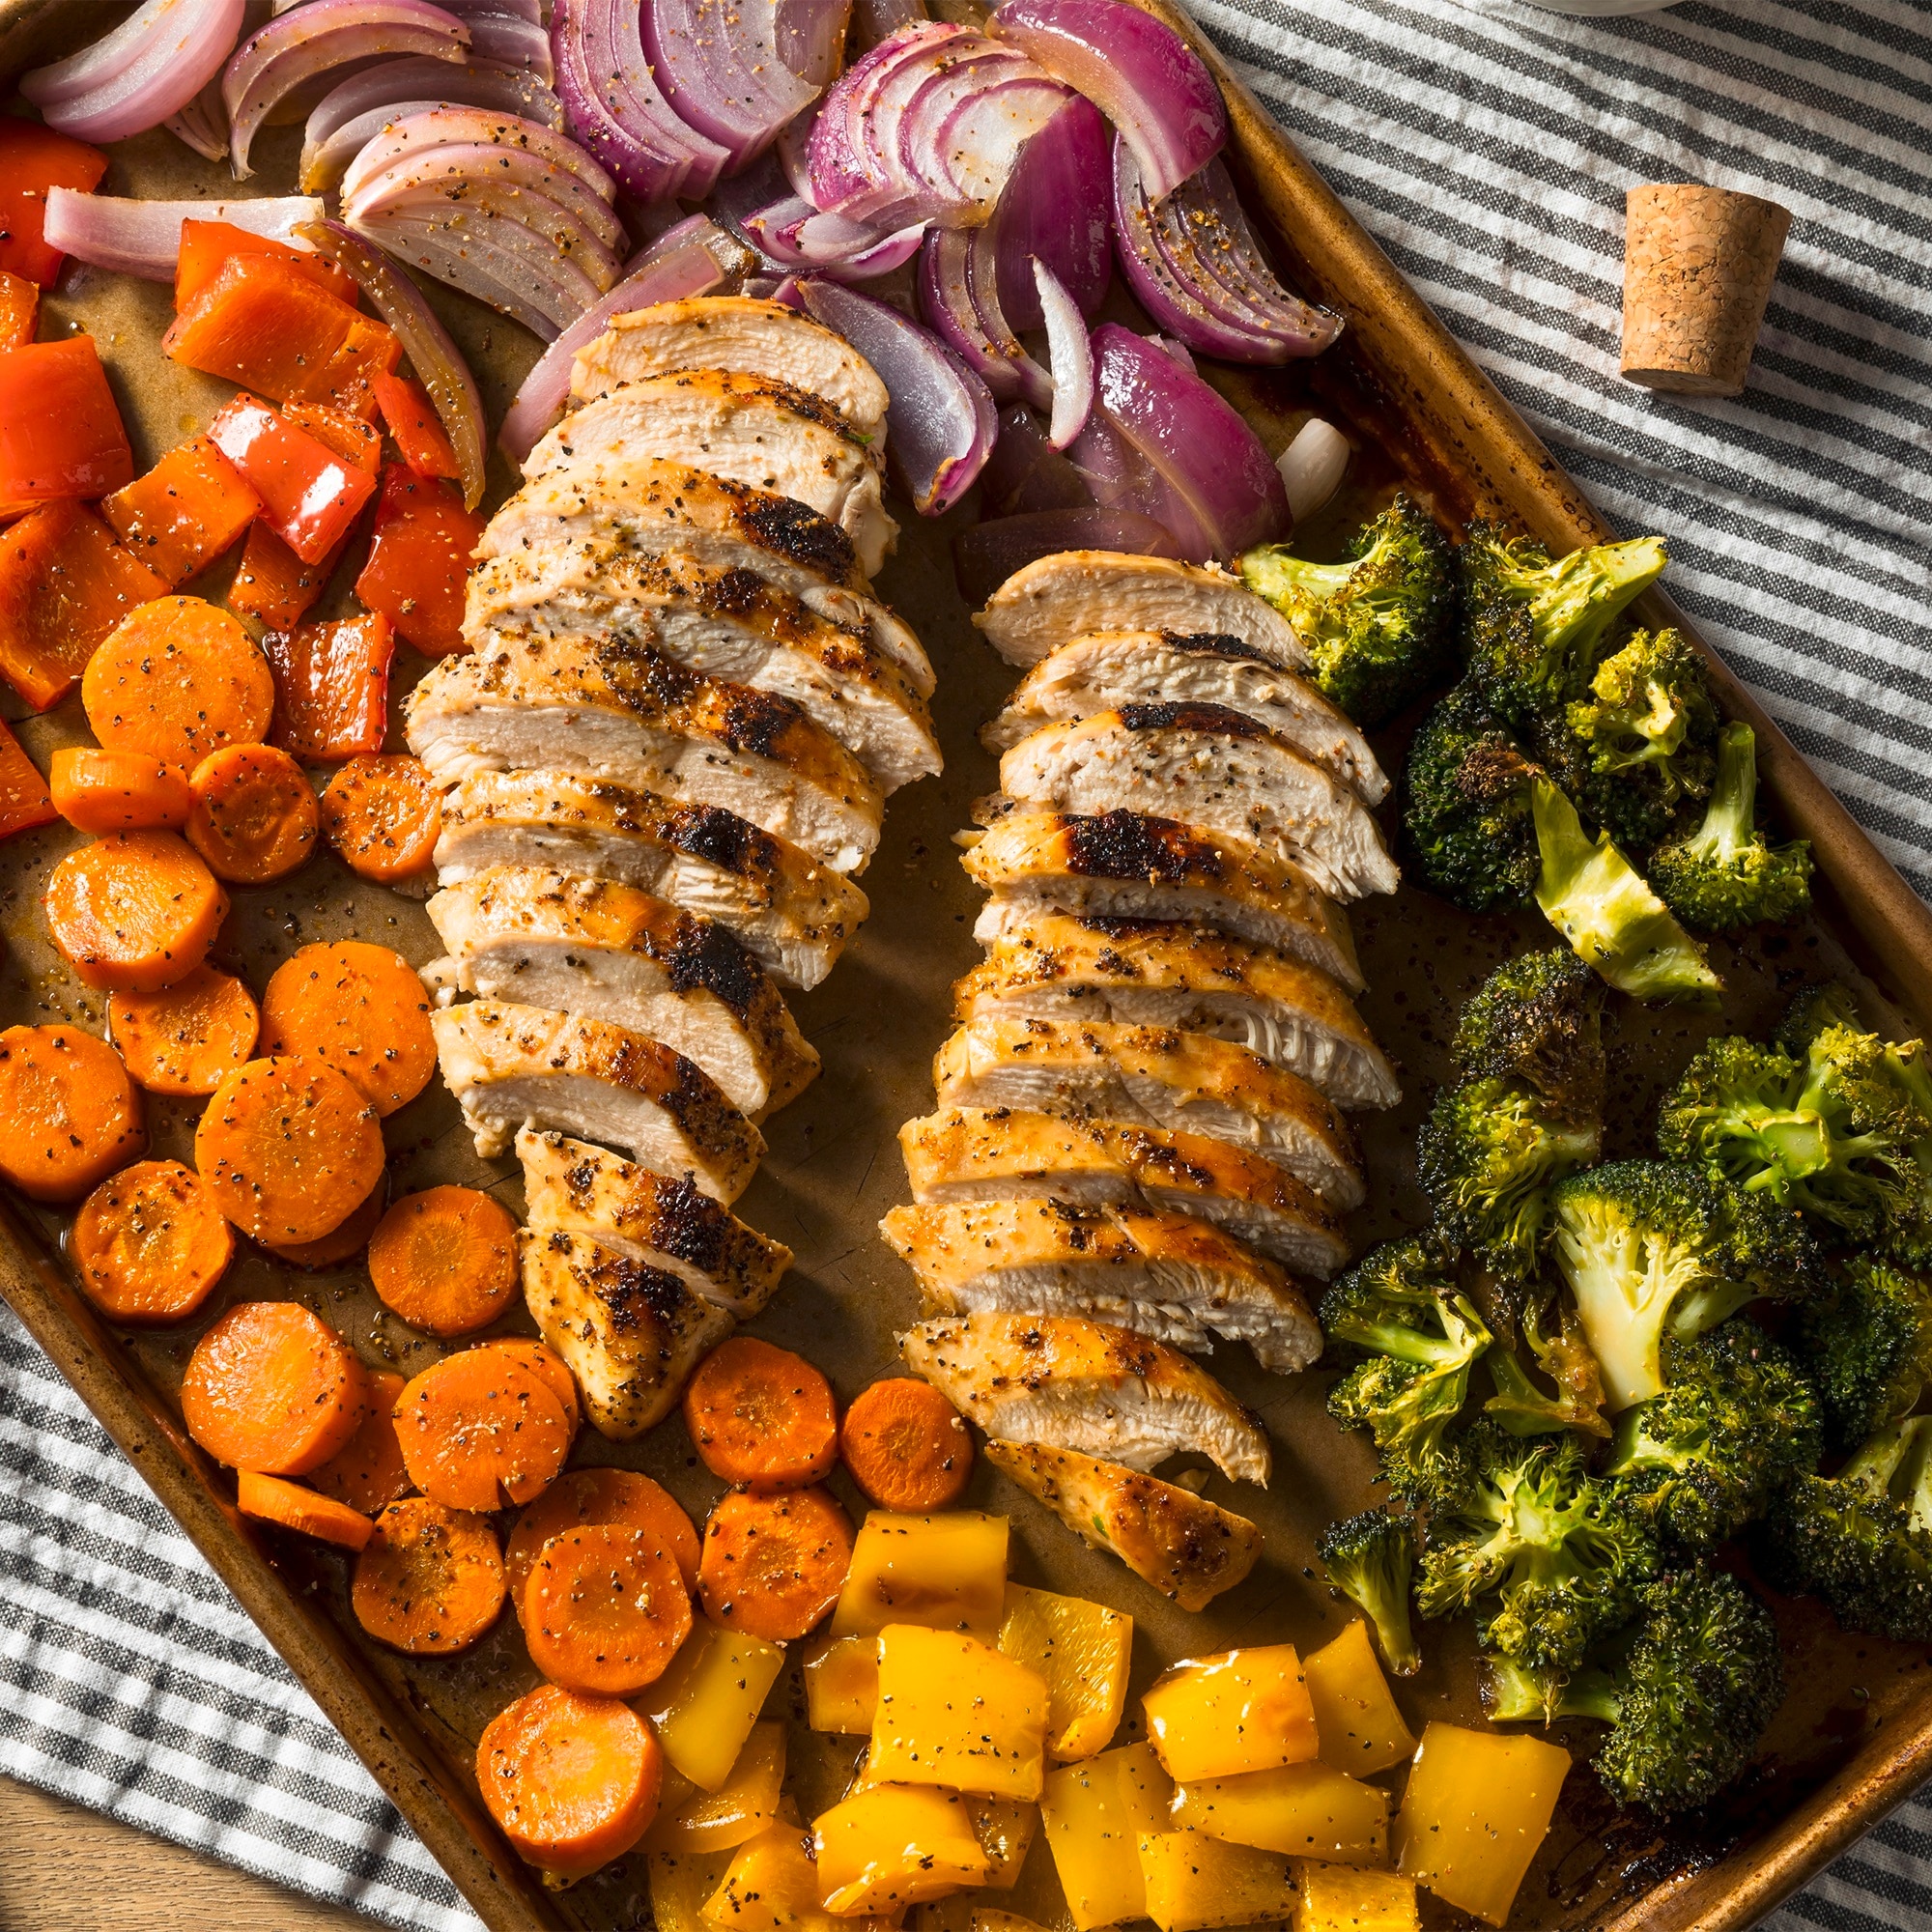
[1,2,1928,1928]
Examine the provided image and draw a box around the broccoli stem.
[1684,721,1759,866]
[1522,536,1668,666]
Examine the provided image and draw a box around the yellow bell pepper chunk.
[999,1583,1132,1762]
[651,1845,739,1932]
[705,1823,895,1932]
[869,1624,1048,1799]
[805,1634,880,1735]
[1137,1830,1296,1932]
[1142,1647,1320,1781]
[647,1721,788,1852]
[831,1511,1009,1639]
[1038,1742,1173,1929]
[812,1782,991,1914]
[1393,1722,1570,1927]
[1295,1862,1419,1932]
[1169,1759,1387,1866]
[1303,1622,1417,1777]
[968,1795,1040,1889]
[973,1915,1055,1932]
[643,1619,788,1792]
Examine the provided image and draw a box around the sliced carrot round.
[49,748,194,832]
[698,1486,854,1641]
[395,1350,573,1512]
[354,1496,505,1654]
[193,1055,385,1246]
[257,939,436,1117]
[0,1024,144,1203]
[82,595,273,770]
[180,1299,361,1474]
[506,1469,699,1624]
[236,1468,373,1551]
[185,743,318,885]
[367,1185,519,1336]
[838,1378,974,1512]
[477,1684,662,1880]
[307,1366,412,1515]
[320,754,441,884]
[525,1523,694,1695]
[109,964,260,1097]
[264,1170,387,1269]
[683,1336,838,1491]
[70,1158,231,1324]
[43,831,228,992]
[477,1338,581,1439]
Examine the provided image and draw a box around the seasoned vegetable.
[1316,1512,1419,1679]
[1142,1646,1319,1781]
[1649,721,1811,930]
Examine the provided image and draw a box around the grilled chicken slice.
[572,298,892,439]
[465,539,940,791]
[433,772,867,990]
[519,1128,789,1320]
[526,371,896,577]
[880,1199,1321,1372]
[901,1312,1270,1485]
[955,914,1398,1110]
[425,867,818,1120]
[999,707,1398,902]
[931,1017,1364,1209]
[898,1109,1350,1277]
[480,458,933,694]
[406,629,884,875]
[431,1000,763,1202]
[982,631,1386,806]
[976,553,1305,669]
[520,1226,734,1439]
[982,1440,1263,1612]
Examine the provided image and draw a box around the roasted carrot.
[697,1487,854,1641]
[683,1337,838,1491]
[0,267,35,350]
[0,716,56,840]
[506,1469,700,1621]
[0,1024,144,1202]
[81,595,273,768]
[99,435,260,590]
[185,743,319,885]
[371,373,462,482]
[477,1684,663,1881]
[524,1524,694,1696]
[70,1158,231,1324]
[193,1055,385,1246]
[353,1495,505,1654]
[307,1366,412,1515]
[395,1350,573,1513]
[226,521,340,631]
[108,964,260,1097]
[49,748,193,832]
[175,221,360,312]
[838,1378,974,1512]
[264,1171,387,1269]
[478,1338,582,1440]
[236,1469,374,1551]
[318,753,440,884]
[265,611,394,762]
[180,1299,362,1474]
[257,939,437,1117]
[366,1185,519,1337]
[43,831,228,992]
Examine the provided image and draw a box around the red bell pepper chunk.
[101,435,261,590]
[0,336,134,514]
[207,394,376,566]
[0,715,55,841]
[370,371,461,482]
[353,465,485,658]
[227,522,344,631]
[0,268,36,352]
[0,121,107,288]
[175,219,360,312]
[284,400,383,475]
[266,612,395,761]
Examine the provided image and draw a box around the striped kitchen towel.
[1,3,1929,1930]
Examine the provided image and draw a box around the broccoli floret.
[1549,1160,1825,1411]
[1318,1509,1421,1677]
[1798,1257,1932,1452]
[1417,1423,1657,1674]
[1401,683,1542,913]
[1485,1291,1609,1439]
[1532,779,1721,1004]
[1875,1039,1932,1268]
[1648,723,1812,931]
[1487,1568,1783,1813]
[1462,524,1668,732]
[1603,1321,1821,1552]
[1240,495,1457,727]
[1776,981,1865,1056]
[1449,948,1605,1121]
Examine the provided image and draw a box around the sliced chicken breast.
[961,811,1361,992]
[999,707,1399,903]
[433,771,867,990]
[520,1226,734,1439]
[898,1109,1350,1277]
[976,553,1305,669]
[572,298,892,439]
[955,914,1398,1110]
[931,1016,1364,1209]
[982,1440,1263,1612]
[464,538,940,791]
[519,1128,789,1320]
[983,631,1386,806]
[406,629,884,875]
[526,371,896,577]
[431,1000,763,1203]
[425,867,818,1120]
[880,1199,1321,1372]
[901,1312,1270,1485]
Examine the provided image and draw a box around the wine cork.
[1620,185,1791,397]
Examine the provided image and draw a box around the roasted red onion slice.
[919,228,1051,410]
[349,139,626,253]
[1035,258,1092,447]
[21,0,244,144]
[44,190,325,281]
[1277,416,1350,524]
[164,74,229,161]
[342,104,616,200]
[460,12,554,80]
[642,0,832,172]
[990,0,1223,203]
[741,198,926,280]
[955,505,1181,604]
[989,93,1108,327]
[302,60,562,187]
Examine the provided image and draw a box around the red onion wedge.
[44,190,325,282]
[341,104,617,200]
[642,0,837,173]
[919,228,1051,409]
[1277,416,1350,524]
[798,278,997,516]
[460,13,554,81]
[164,75,230,161]
[980,404,1092,517]
[302,60,562,188]
[955,505,1181,604]
[21,0,243,144]
[741,199,926,281]
[302,215,488,510]
[347,137,626,253]
[1035,258,1092,447]
[990,0,1223,204]
[989,93,1109,327]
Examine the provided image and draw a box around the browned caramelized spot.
[662,914,765,1022]
[586,1250,697,1332]
[591,636,807,759]
[668,804,778,878]
[739,494,858,582]
[647,1173,740,1275]
[1116,700,1269,740]
[1064,811,1223,884]
[1164,631,1272,666]
[716,684,804,759]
